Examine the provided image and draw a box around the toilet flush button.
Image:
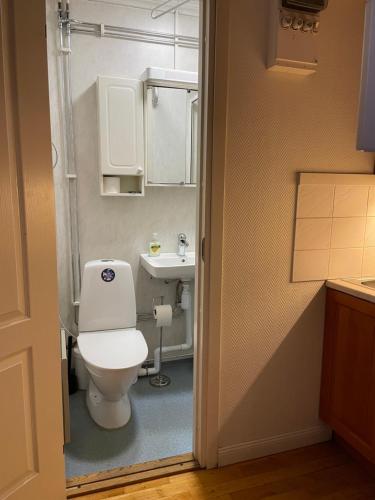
[101,268,115,282]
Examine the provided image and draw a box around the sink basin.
[361,279,375,290]
[343,278,375,291]
[140,252,195,280]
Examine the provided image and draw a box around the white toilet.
[77,259,148,429]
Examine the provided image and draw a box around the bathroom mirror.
[145,86,198,186]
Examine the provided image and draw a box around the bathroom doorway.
[45,0,213,491]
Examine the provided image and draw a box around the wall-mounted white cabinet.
[142,67,198,187]
[145,87,198,186]
[97,76,144,196]
[97,70,199,193]
[357,0,375,152]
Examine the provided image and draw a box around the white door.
[0,1,66,499]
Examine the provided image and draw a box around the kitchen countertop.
[326,278,375,304]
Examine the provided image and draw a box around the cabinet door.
[187,90,199,185]
[320,290,375,462]
[97,76,144,176]
[146,86,188,185]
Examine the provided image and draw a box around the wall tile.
[328,248,363,279]
[368,187,375,216]
[362,247,375,277]
[301,173,375,186]
[293,176,375,282]
[331,217,366,249]
[333,185,369,217]
[293,250,330,282]
[296,184,334,218]
[365,217,375,246]
[294,218,332,251]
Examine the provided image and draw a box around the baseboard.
[218,424,332,466]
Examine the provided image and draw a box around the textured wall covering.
[218,0,375,451]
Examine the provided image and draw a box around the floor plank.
[74,442,375,499]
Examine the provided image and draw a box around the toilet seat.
[78,328,148,370]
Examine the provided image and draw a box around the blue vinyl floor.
[64,358,193,478]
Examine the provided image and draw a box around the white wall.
[46,0,199,357]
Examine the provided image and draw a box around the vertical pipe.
[138,282,194,377]
[63,53,81,305]
[158,297,164,370]
[57,2,81,311]
[173,11,177,69]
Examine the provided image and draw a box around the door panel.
[0,351,37,497]
[0,0,27,327]
[0,1,66,499]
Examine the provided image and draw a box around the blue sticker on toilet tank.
[101,268,115,282]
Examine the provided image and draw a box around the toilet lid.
[77,329,148,370]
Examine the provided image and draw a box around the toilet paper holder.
[150,295,171,388]
[152,295,163,308]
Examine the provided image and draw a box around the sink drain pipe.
[138,281,193,377]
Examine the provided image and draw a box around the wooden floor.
[75,442,375,499]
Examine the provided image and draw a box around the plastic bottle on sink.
[148,233,161,257]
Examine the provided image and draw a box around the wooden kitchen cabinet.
[320,288,375,464]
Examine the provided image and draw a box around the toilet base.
[86,379,131,429]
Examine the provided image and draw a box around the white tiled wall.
[293,173,375,282]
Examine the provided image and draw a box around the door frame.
[193,0,229,469]
[65,0,227,483]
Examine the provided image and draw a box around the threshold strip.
[66,452,199,498]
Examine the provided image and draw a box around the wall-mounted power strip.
[267,0,327,75]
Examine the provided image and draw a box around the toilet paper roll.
[153,304,172,328]
[103,176,121,194]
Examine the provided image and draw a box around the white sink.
[140,252,195,280]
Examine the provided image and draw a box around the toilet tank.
[79,260,137,332]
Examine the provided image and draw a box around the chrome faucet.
[177,233,189,257]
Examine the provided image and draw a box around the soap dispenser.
[149,233,161,257]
